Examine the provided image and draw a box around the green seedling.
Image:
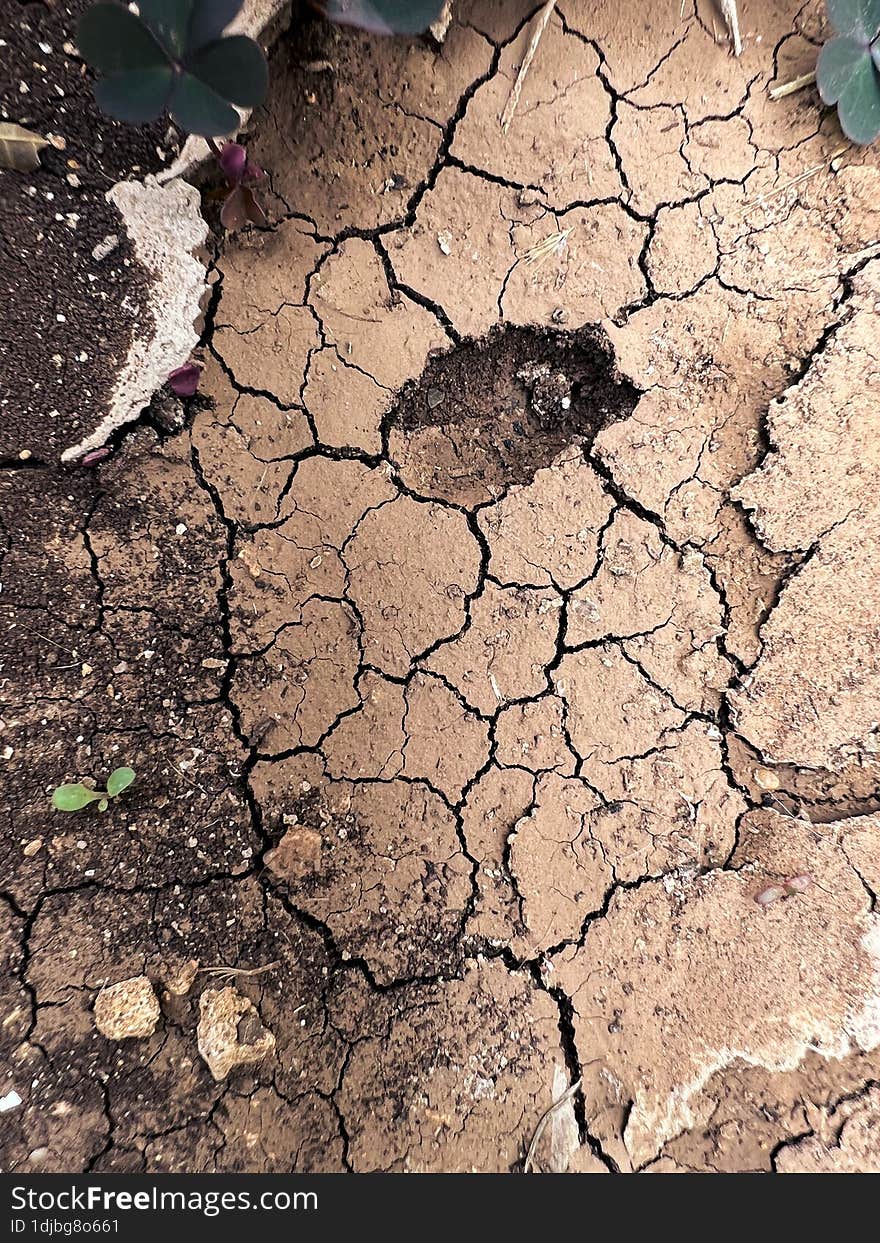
[77,0,445,140]
[52,767,136,814]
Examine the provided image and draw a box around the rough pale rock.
[94,976,161,1041]
[197,987,276,1081]
[264,826,323,881]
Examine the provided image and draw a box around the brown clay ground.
[2,0,880,1173]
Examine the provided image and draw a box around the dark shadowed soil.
[386,324,640,501]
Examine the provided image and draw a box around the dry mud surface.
[2,0,880,1173]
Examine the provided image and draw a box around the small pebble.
[754,767,780,791]
[91,234,120,262]
[754,885,785,907]
[0,1090,22,1113]
[94,976,160,1040]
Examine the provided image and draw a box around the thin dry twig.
[745,144,848,208]
[523,1077,582,1173]
[198,961,282,979]
[523,227,572,269]
[769,70,816,101]
[500,0,557,134]
[20,627,74,654]
[720,0,742,56]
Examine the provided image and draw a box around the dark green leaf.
[818,36,870,103]
[77,3,168,75]
[94,65,174,123]
[169,71,240,135]
[107,766,136,798]
[186,36,268,108]
[52,783,102,812]
[837,52,880,142]
[317,0,445,35]
[138,0,196,57]
[826,0,880,42]
[188,0,244,50]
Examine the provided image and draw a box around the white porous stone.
[62,176,208,461]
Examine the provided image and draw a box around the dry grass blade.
[720,0,742,56]
[500,0,557,134]
[524,227,572,268]
[199,961,282,980]
[769,70,816,101]
[523,1076,583,1173]
[745,144,849,209]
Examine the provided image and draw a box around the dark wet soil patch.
[0,0,174,461]
[384,324,640,507]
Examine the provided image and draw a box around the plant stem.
[769,71,816,101]
[500,0,557,134]
[721,0,742,56]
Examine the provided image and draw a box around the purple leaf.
[167,361,203,396]
[80,446,113,467]
[242,185,268,225]
[220,184,250,230]
[220,184,267,230]
[218,141,247,182]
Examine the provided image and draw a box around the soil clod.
[387,324,640,506]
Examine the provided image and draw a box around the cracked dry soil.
[3,0,880,1174]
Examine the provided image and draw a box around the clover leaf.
[77,0,268,137]
[818,0,880,144]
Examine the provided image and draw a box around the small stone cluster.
[92,970,275,1082]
